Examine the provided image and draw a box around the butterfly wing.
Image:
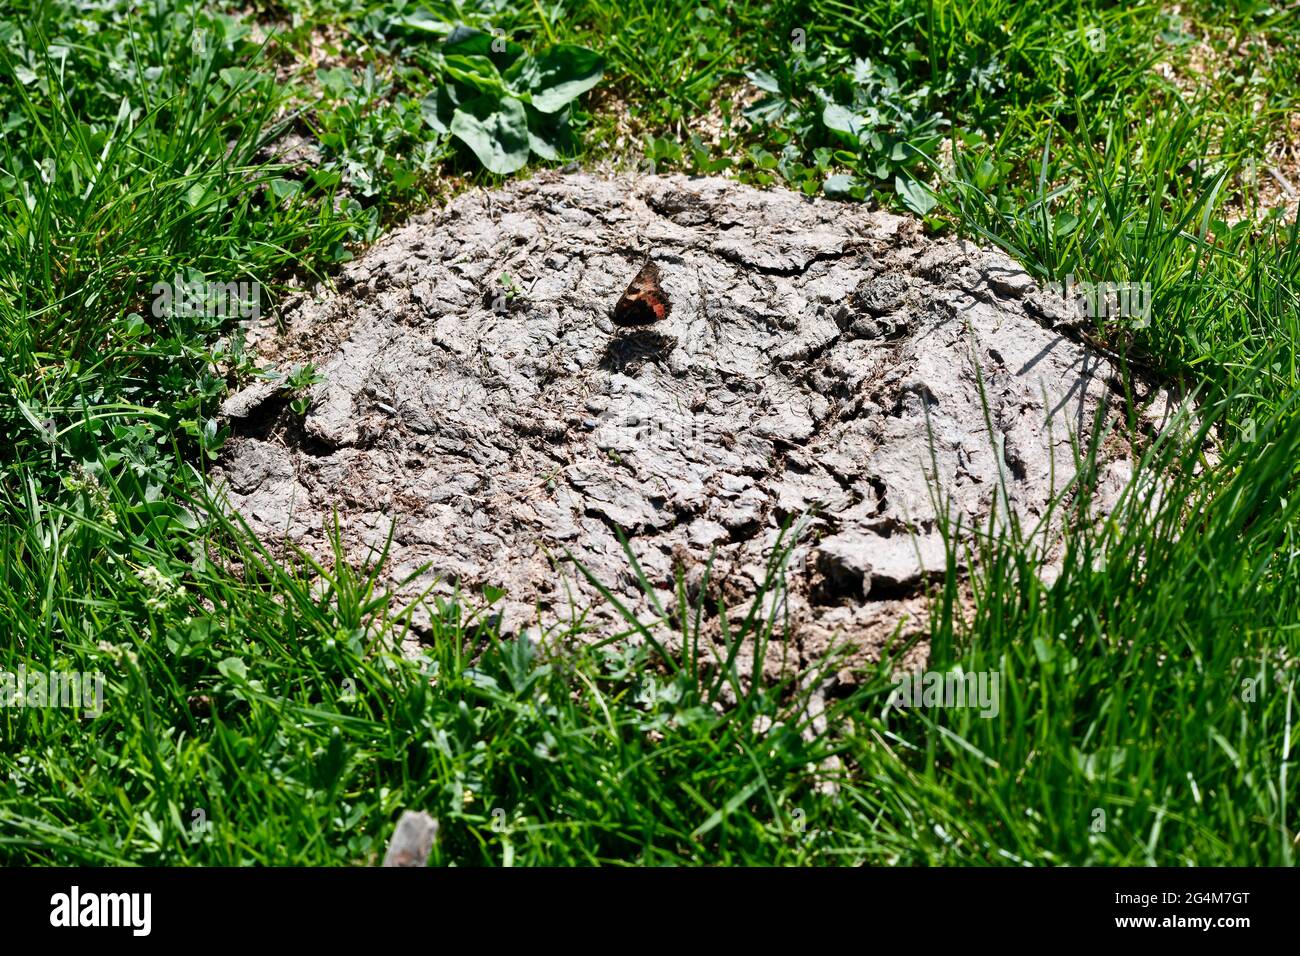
[612,260,671,326]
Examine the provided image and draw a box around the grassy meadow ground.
[1,0,1298,865]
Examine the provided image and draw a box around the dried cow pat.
[213,172,1178,680]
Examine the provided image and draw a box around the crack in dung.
[717,246,851,278]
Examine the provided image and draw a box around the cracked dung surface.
[214,172,1177,678]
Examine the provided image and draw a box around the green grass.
[1,0,1298,864]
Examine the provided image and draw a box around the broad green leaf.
[269,178,302,200]
[513,45,603,113]
[218,67,260,91]
[744,96,788,123]
[420,86,461,133]
[217,657,248,682]
[311,168,342,189]
[526,106,575,160]
[393,12,451,35]
[822,103,863,138]
[744,68,781,94]
[450,94,530,174]
[823,174,856,199]
[184,181,209,208]
[894,174,937,215]
[442,54,506,95]
[444,26,525,69]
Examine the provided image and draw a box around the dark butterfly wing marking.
[612,259,671,326]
